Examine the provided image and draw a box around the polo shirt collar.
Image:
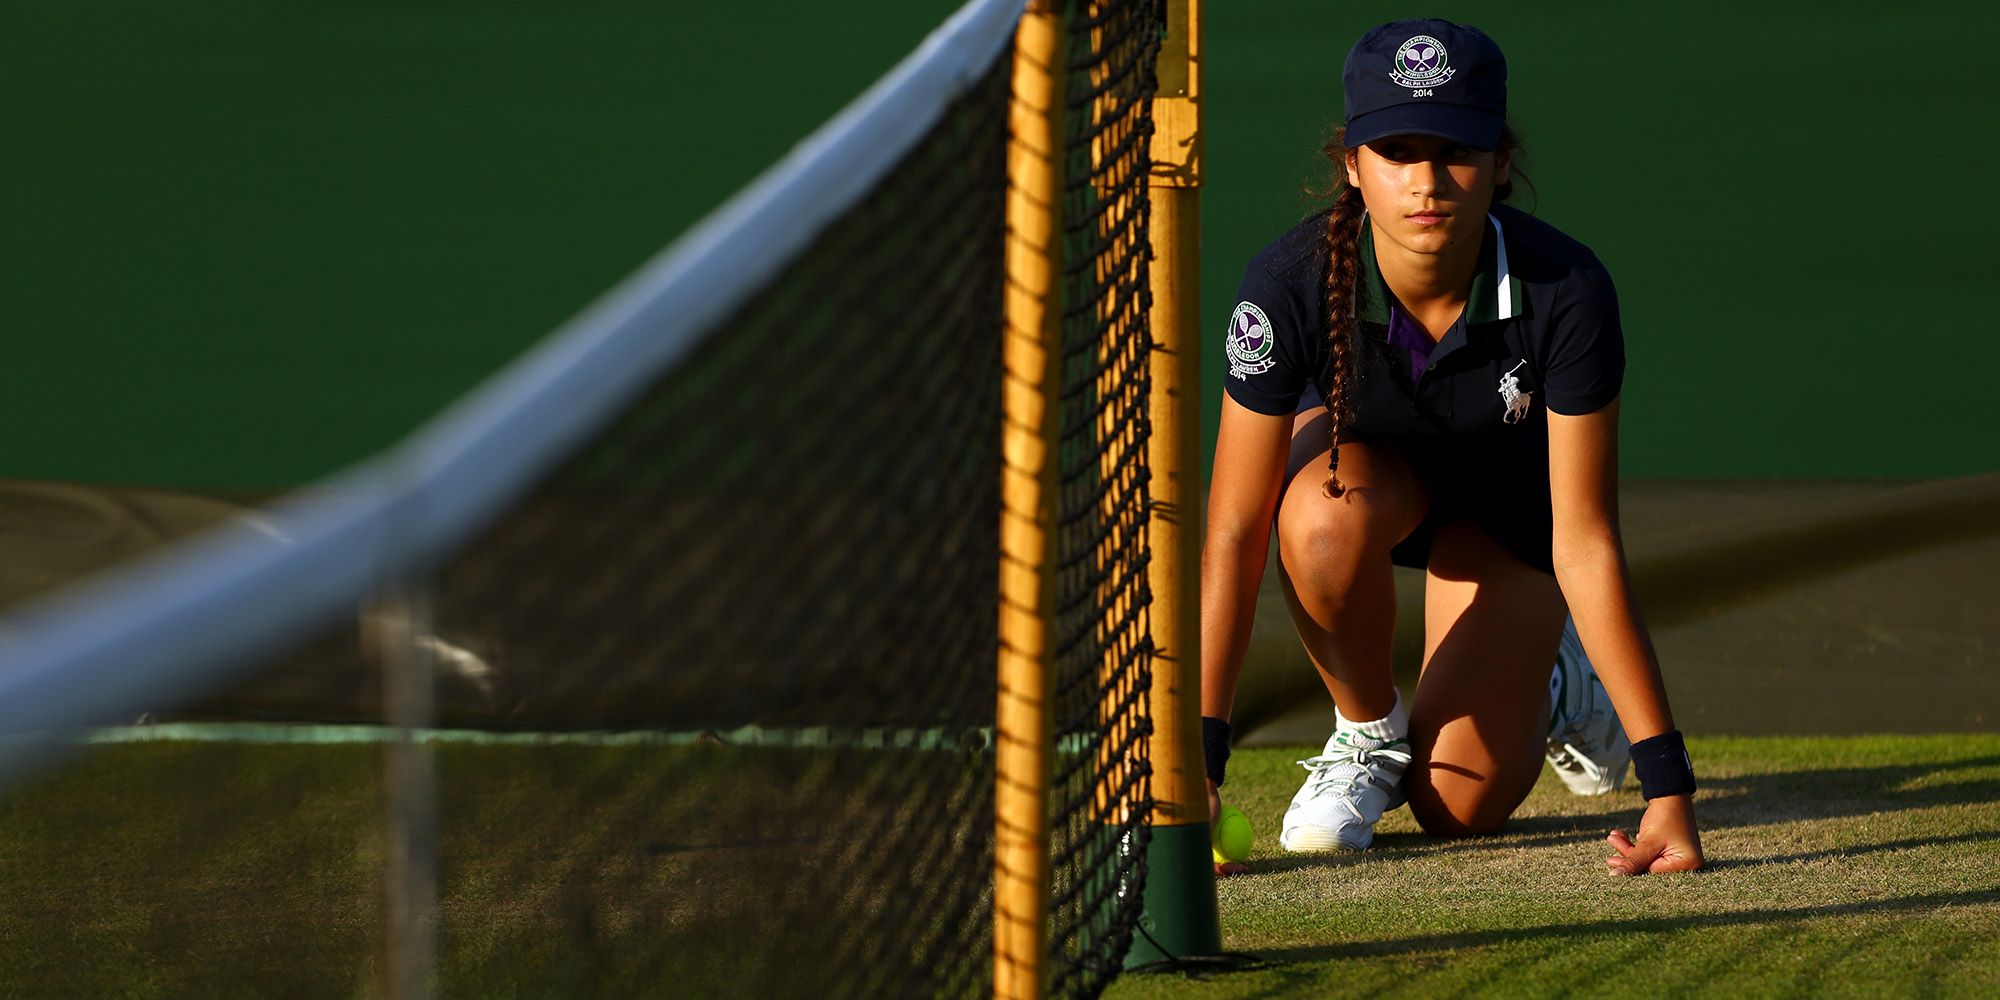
[1356,213,1525,326]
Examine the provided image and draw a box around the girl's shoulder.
[1493,204,1611,276]
[1243,209,1334,289]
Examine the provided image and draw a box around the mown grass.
[0,739,987,998]
[1110,735,2000,999]
[0,735,1993,997]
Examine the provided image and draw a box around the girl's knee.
[1276,486,1410,572]
[1401,724,1534,838]
[1404,782,1511,838]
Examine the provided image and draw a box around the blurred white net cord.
[0,0,1024,785]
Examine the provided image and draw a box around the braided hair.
[1316,126,1527,498]
[1317,179,1365,499]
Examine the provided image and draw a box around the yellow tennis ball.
[1211,804,1253,864]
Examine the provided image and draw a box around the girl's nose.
[1420,157,1456,193]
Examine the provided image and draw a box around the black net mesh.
[420,56,1011,999]
[0,2,1167,996]
[1046,1,1162,996]
[410,4,1160,994]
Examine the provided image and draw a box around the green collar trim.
[1356,213,1524,326]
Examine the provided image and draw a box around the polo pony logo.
[1499,361,1533,423]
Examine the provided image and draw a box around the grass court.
[1,734,1994,996]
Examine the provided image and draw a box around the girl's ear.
[1343,147,1361,190]
[1494,148,1513,188]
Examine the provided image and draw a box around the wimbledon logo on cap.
[1226,301,1275,380]
[1390,34,1455,93]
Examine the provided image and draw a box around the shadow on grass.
[1551,751,2000,832]
[1256,887,2000,967]
[1251,753,2000,876]
[1704,828,2000,870]
[1243,815,1621,876]
[1233,852,1374,877]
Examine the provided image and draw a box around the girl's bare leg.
[1272,413,1429,724]
[1405,519,1566,836]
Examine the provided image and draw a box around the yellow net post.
[996,3,1064,997]
[1144,0,1205,832]
[1124,0,1224,967]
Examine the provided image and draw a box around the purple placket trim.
[1384,304,1433,384]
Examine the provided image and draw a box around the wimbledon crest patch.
[1390,34,1455,91]
[1226,301,1276,380]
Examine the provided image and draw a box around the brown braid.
[1314,124,1528,499]
[1318,183,1365,499]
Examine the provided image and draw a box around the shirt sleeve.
[1540,260,1626,415]
[1220,260,1313,416]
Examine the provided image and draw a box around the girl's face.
[1344,134,1510,258]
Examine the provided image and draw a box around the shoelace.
[1547,738,1610,782]
[1295,739,1413,796]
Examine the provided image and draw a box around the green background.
[6,1,1996,489]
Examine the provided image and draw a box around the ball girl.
[1199,18,1703,877]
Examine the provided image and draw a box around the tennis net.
[0,0,1164,995]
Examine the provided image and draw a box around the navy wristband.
[1201,716,1233,786]
[1631,730,1696,800]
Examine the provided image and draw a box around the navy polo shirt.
[1222,203,1625,573]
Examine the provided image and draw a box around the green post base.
[1124,821,1222,967]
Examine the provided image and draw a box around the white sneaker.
[1279,728,1412,852]
[1545,615,1629,796]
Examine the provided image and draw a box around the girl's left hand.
[1605,794,1704,876]
[1208,779,1249,877]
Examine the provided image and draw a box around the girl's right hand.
[1605,793,1705,876]
[1209,779,1249,877]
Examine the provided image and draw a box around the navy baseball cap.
[1342,19,1508,151]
